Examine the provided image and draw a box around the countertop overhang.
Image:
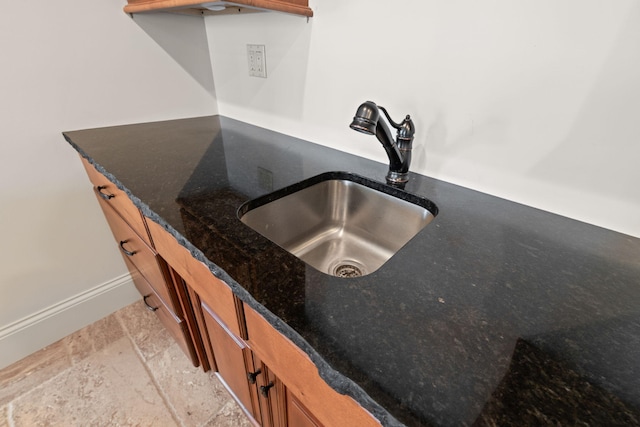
[63,115,640,427]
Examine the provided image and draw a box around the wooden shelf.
[124,0,313,17]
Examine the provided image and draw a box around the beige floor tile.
[3,302,252,427]
[0,338,71,406]
[63,312,125,363]
[117,300,176,361]
[11,337,177,427]
[202,399,253,427]
[146,343,234,427]
[0,405,8,427]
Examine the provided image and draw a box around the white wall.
[205,0,640,238]
[0,2,215,368]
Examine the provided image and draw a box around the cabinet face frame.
[146,218,246,339]
[169,268,211,371]
[243,304,380,427]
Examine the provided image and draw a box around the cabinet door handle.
[247,369,262,384]
[119,240,136,256]
[143,294,158,312]
[96,185,115,200]
[260,382,274,398]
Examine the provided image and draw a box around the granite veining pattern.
[63,116,640,426]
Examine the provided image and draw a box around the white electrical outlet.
[247,44,267,78]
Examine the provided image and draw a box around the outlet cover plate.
[247,44,267,78]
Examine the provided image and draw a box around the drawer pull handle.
[96,185,115,200]
[260,382,274,398]
[247,369,262,384]
[143,295,158,312]
[119,240,136,256]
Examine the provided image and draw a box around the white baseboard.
[0,274,140,370]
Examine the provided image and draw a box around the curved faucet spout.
[350,101,415,186]
[374,117,404,172]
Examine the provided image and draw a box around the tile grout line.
[114,309,185,427]
[2,305,244,427]
[2,316,122,426]
[196,382,235,427]
[0,328,79,415]
[7,314,116,385]
[114,308,241,427]
[114,306,246,427]
[7,402,15,427]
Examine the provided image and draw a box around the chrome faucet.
[350,101,415,187]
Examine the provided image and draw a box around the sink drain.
[333,262,363,278]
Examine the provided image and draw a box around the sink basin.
[238,172,438,277]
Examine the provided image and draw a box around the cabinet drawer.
[133,272,198,366]
[81,156,152,248]
[147,218,244,339]
[244,304,380,427]
[101,200,181,316]
[200,302,254,414]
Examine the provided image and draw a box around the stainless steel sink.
[238,172,438,278]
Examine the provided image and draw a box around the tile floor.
[0,301,252,427]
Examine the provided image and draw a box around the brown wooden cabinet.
[244,304,380,427]
[187,281,261,423]
[123,0,313,18]
[147,214,379,426]
[187,273,318,427]
[81,157,199,367]
[81,157,379,426]
[246,352,322,427]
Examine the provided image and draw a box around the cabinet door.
[286,390,322,427]
[249,353,321,427]
[200,301,255,417]
[249,353,286,427]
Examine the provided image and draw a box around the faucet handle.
[397,115,415,141]
[379,107,415,141]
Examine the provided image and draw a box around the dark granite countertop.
[63,116,640,427]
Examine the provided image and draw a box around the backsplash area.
[204,0,640,238]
